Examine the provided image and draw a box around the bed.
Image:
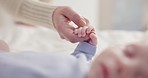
[6,25,147,55]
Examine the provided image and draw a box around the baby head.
[87,43,148,78]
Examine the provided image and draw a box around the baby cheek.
[139,61,148,77]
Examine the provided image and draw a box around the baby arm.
[72,26,97,61]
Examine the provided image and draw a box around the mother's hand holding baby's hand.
[53,6,90,43]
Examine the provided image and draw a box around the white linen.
[6,26,147,55]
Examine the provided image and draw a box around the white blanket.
[8,26,77,53]
[6,26,147,55]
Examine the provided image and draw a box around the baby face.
[88,43,148,78]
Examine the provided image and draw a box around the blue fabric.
[72,42,96,61]
[0,42,96,78]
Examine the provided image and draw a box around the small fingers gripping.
[81,27,88,37]
[74,26,94,37]
[86,26,94,34]
[73,26,97,45]
[89,33,97,45]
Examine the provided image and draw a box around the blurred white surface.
[7,26,147,56]
[113,0,144,30]
[99,0,145,30]
[8,26,77,53]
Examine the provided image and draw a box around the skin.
[0,40,9,52]
[17,6,90,43]
[74,26,97,45]
[53,6,91,43]
[87,43,148,78]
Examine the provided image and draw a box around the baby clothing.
[0,42,96,78]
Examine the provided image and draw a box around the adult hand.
[53,6,90,43]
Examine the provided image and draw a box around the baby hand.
[88,33,97,46]
[74,26,97,45]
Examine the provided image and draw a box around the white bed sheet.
[6,26,147,55]
[8,26,77,54]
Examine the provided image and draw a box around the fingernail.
[79,19,86,26]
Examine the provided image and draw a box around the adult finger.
[61,7,89,27]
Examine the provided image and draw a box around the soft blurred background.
[51,0,99,29]
[51,0,147,31]
[2,0,148,55]
[99,0,145,31]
